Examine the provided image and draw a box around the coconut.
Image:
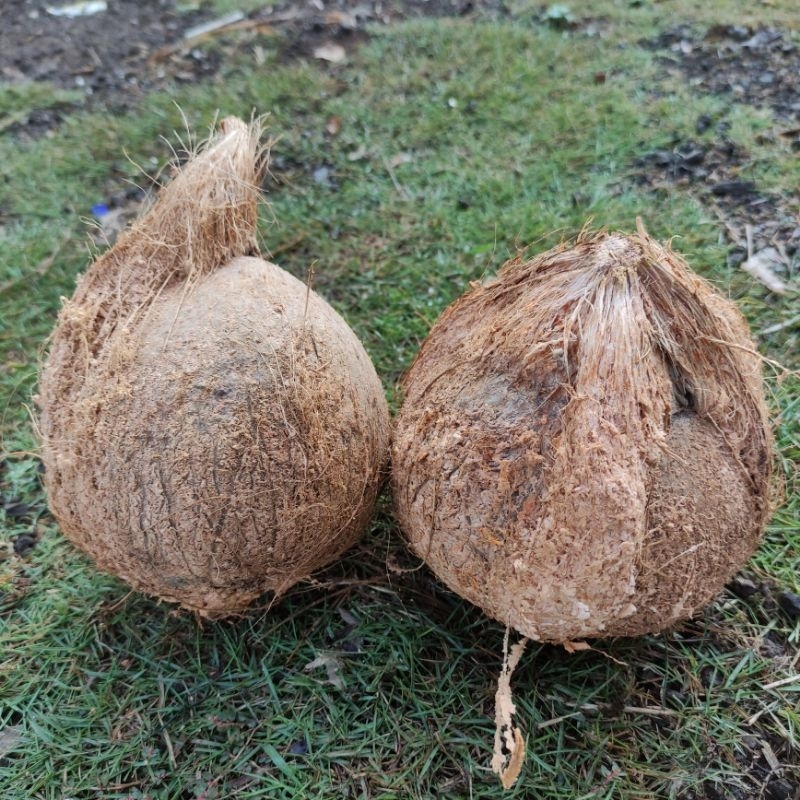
[392,224,773,643]
[37,117,390,616]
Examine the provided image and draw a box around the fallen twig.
[149,13,289,63]
[761,314,800,336]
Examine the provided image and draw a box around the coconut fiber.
[392,224,773,643]
[38,118,390,616]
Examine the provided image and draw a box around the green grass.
[0,82,84,125]
[1,4,799,798]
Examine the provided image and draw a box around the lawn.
[1,2,798,798]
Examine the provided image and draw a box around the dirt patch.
[647,24,800,127]
[8,7,795,264]
[1,1,499,136]
[2,2,208,113]
[633,130,800,266]
[638,24,800,265]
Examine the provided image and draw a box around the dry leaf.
[762,741,781,772]
[491,629,528,789]
[314,43,347,63]
[325,10,357,29]
[386,552,421,574]
[183,11,245,41]
[326,116,342,136]
[0,725,22,757]
[761,313,800,335]
[304,653,345,689]
[337,608,358,626]
[347,144,369,162]
[562,640,592,654]
[389,152,413,168]
[47,1,106,17]
[741,247,788,294]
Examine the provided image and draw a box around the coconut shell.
[38,118,390,615]
[392,226,773,642]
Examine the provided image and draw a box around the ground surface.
[638,22,800,263]
[2,1,493,115]
[1,3,798,800]
[4,1,798,258]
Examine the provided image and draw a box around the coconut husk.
[52,116,265,372]
[38,118,390,615]
[392,222,773,642]
[491,629,528,788]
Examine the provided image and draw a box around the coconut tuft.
[38,118,390,615]
[42,117,266,399]
[392,222,773,643]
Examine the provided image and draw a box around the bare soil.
[638,23,800,263]
[1,1,494,122]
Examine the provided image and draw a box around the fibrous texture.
[38,118,389,615]
[392,225,772,642]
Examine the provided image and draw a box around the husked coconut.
[38,118,390,616]
[392,224,772,643]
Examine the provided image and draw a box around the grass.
[1,2,799,798]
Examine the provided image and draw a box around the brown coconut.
[392,224,773,643]
[37,117,390,616]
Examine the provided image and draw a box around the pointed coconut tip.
[119,113,268,281]
[586,227,642,262]
[75,114,268,310]
[41,116,269,396]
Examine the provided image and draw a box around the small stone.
[3,502,31,519]
[776,591,800,620]
[727,574,759,598]
[764,777,795,800]
[695,114,713,134]
[710,180,757,196]
[13,534,38,556]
